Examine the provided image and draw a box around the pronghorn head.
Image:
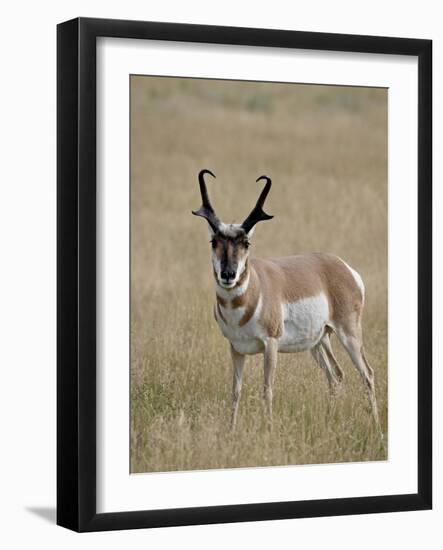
[192,169,273,289]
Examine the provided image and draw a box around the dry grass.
[130,76,387,473]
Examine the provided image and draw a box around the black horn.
[241,175,273,233]
[192,169,220,232]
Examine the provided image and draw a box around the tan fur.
[238,272,260,326]
[195,179,379,434]
[212,251,380,433]
[250,252,363,337]
[216,252,363,337]
[224,261,261,326]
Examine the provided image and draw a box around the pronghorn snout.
[221,269,236,284]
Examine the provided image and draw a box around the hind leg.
[322,329,345,384]
[311,341,340,418]
[311,344,338,395]
[336,326,380,431]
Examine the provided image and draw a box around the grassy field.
[130,76,387,473]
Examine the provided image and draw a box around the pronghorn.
[192,169,380,431]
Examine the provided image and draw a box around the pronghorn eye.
[243,240,250,249]
[210,238,217,249]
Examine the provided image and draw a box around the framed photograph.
[57,17,432,532]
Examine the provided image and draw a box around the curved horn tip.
[256,175,271,183]
[199,168,216,179]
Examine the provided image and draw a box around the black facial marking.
[211,230,251,285]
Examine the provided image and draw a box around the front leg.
[263,338,278,428]
[230,344,245,430]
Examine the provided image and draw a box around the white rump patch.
[339,258,365,303]
[279,294,330,352]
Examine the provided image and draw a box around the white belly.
[215,293,329,356]
[278,294,329,353]
[230,338,265,355]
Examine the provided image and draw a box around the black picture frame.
[57,17,432,532]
